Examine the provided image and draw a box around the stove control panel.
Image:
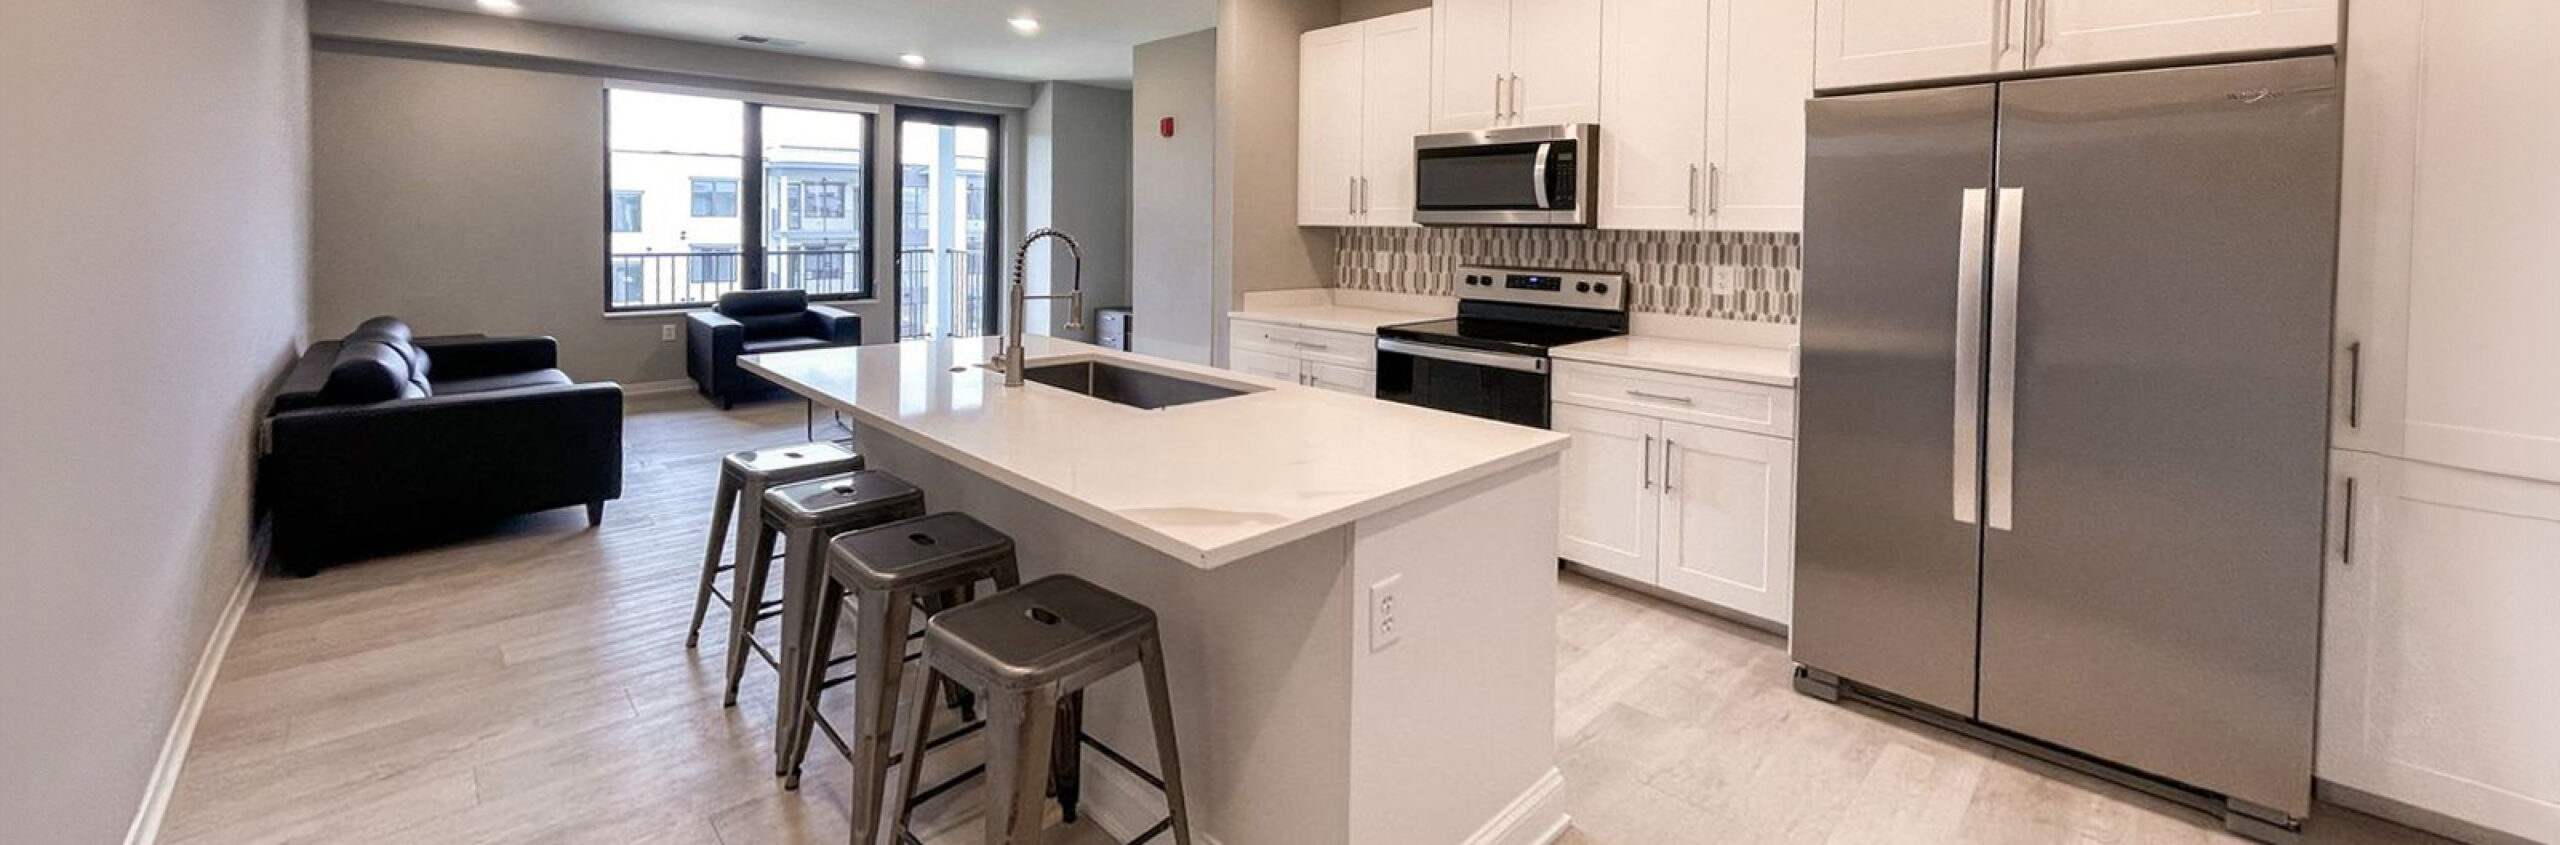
[1455,264,1627,312]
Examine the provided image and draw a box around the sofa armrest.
[686,310,744,385]
[807,305,862,344]
[416,335,558,380]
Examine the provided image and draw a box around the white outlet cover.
[661,324,679,342]
[1710,266,1738,294]
[1369,574,1403,652]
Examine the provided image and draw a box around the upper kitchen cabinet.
[2336,0,2560,485]
[1298,9,1433,227]
[1600,0,1813,231]
[1431,0,1603,132]
[1814,0,2336,91]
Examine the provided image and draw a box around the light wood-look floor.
[163,392,2444,845]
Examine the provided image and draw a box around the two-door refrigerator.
[1791,55,2339,837]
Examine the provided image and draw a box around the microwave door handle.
[1532,142,1553,209]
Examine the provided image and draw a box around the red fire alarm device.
[1159,117,1176,138]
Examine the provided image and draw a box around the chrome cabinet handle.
[1707,164,1723,214]
[1509,74,1521,120]
[1295,341,1331,351]
[1663,439,1677,494]
[1494,74,1507,123]
[1349,177,1358,216]
[2345,340,2363,429]
[1688,164,1701,215]
[2340,475,2358,566]
[1643,434,1655,489]
[1987,187,2025,531]
[1625,389,1694,406]
[1359,177,1369,215]
[1953,188,1989,525]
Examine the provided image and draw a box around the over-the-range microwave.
[1412,123,1596,227]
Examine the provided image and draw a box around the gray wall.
[0,0,311,840]
[1339,0,1431,22]
[1215,0,1343,363]
[1025,82,1136,340]
[307,0,1049,385]
[1130,30,1221,364]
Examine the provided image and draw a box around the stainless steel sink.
[1019,359,1258,410]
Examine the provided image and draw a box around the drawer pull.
[1625,390,1695,406]
[1294,341,1332,351]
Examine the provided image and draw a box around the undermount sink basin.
[1018,358,1259,410]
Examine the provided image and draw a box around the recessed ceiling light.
[1008,16,1041,34]
[899,53,927,67]
[476,0,522,13]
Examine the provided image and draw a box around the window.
[610,191,643,233]
[688,245,739,284]
[690,178,738,217]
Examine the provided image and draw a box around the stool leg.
[886,665,944,845]
[774,524,828,777]
[784,578,847,790]
[723,521,780,708]
[983,684,1062,845]
[1140,636,1193,845]
[847,587,917,845]
[930,587,978,722]
[730,479,769,598]
[1049,690,1084,824]
[686,474,741,649]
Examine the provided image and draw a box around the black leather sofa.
[686,289,861,409]
[261,317,624,575]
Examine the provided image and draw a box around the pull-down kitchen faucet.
[992,228,1085,387]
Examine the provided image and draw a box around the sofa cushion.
[742,336,836,355]
[321,341,420,405]
[433,368,576,396]
[346,315,431,388]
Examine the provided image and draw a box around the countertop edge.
[1549,344,1799,388]
[1227,308,1439,335]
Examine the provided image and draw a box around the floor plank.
[162,393,2448,844]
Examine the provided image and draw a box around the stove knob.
[1594,282,1610,295]
[1575,282,1592,293]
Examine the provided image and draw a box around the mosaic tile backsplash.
[1335,228,1801,324]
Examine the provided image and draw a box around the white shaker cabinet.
[1815,0,2336,92]
[1554,360,1798,626]
[1600,0,1813,232]
[2320,451,2560,844]
[1228,317,1380,396]
[1297,9,1433,227]
[1431,0,1601,132]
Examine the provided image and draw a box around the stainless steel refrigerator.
[1791,55,2339,836]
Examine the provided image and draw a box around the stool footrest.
[1078,733,1167,791]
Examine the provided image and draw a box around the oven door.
[1413,124,1594,227]
[1374,338,1553,428]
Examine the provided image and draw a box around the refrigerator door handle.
[1987,187,2025,531]
[1954,188,1990,524]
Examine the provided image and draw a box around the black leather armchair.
[686,289,861,409]
[261,317,624,575]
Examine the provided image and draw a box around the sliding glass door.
[894,108,1000,339]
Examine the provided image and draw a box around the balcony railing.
[607,249,866,311]
[896,248,990,341]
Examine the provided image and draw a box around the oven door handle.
[1377,338,1550,374]
[1532,142,1554,210]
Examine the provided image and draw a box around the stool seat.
[830,512,1017,593]
[925,575,1155,691]
[723,442,861,484]
[762,471,923,528]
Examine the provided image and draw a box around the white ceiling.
[381,0,1218,85]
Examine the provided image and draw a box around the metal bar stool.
[737,471,927,776]
[888,575,1193,845]
[686,442,863,650]
[789,513,1023,844]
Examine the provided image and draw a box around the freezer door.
[1976,56,2338,818]
[1793,84,1997,717]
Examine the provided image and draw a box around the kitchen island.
[742,336,1570,845]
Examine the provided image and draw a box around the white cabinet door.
[2031,0,2336,71]
[1704,0,1814,232]
[2320,451,2560,844]
[1298,23,1364,227]
[1555,404,1660,583]
[1432,0,1513,131]
[1814,0,2018,91]
[1654,421,1795,625]
[1508,0,1605,126]
[1598,0,1710,231]
[1360,10,1433,227]
[1230,347,1304,385]
[1307,361,1377,396]
[2331,0,2418,458]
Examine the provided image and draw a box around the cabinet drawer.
[1554,360,1796,438]
[1232,319,1377,369]
[1230,319,1300,358]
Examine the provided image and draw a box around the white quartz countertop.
[1226,303,1442,334]
[741,336,1568,568]
[1552,335,1799,387]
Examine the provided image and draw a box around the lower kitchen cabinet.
[1556,366,1797,626]
[1228,317,1379,396]
[2321,450,2560,843]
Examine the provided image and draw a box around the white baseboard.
[1465,768,1571,845]
[621,378,695,397]
[123,556,261,845]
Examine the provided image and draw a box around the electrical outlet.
[660,324,679,342]
[1369,574,1403,652]
[1711,265,1738,295]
